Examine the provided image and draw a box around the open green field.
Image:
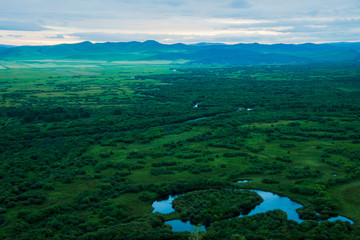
[0,61,360,239]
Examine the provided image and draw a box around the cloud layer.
[1,0,359,45]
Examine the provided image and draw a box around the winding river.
[152,189,354,232]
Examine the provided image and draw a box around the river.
[152,189,354,232]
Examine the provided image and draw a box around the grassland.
[0,60,360,239]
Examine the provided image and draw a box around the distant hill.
[330,42,360,53]
[0,40,359,64]
[0,44,15,49]
[190,42,227,47]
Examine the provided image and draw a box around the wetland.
[0,61,359,239]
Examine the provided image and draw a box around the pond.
[152,195,178,214]
[165,220,206,232]
[152,189,354,232]
[327,216,354,223]
[237,180,252,183]
[238,190,302,222]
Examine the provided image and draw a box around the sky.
[0,0,359,46]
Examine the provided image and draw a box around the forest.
[0,60,360,239]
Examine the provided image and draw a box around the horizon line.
[2,40,360,47]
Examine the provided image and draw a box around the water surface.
[327,216,354,224]
[237,180,252,183]
[152,195,177,214]
[152,189,354,231]
[239,190,302,222]
[185,116,210,123]
[165,220,206,232]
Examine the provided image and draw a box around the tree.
[189,226,205,240]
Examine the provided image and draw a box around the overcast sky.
[1,0,359,45]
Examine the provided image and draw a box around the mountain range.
[0,40,359,64]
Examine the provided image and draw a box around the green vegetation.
[206,210,358,240]
[0,61,360,239]
[172,189,262,225]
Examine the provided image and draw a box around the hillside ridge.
[0,40,359,64]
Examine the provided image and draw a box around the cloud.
[229,0,251,9]
[7,34,23,38]
[69,32,185,43]
[0,21,46,31]
[46,34,65,39]
[138,0,185,7]
[0,0,359,45]
[68,27,290,45]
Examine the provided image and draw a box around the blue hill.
[0,40,359,64]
